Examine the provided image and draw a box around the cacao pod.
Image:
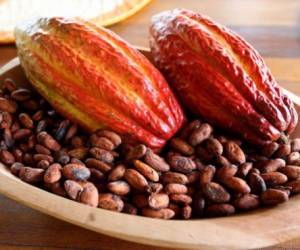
[150,9,298,144]
[15,17,185,150]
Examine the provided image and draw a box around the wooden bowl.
[1,51,300,250]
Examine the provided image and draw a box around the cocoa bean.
[148,193,169,209]
[224,141,246,164]
[19,167,44,183]
[98,193,124,212]
[261,172,288,186]
[35,144,51,155]
[12,149,23,162]
[285,180,300,194]
[141,208,175,219]
[187,171,200,184]
[37,131,61,151]
[169,194,192,204]
[46,182,66,197]
[233,194,260,211]
[0,97,17,113]
[180,119,202,140]
[261,189,289,205]
[54,151,70,165]
[0,150,15,165]
[68,147,88,159]
[107,181,131,195]
[85,158,112,173]
[79,182,99,207]
[168,155,196,174]
[182,205,192,219]
[236,162,253,178]
[261,142,279,157]
[64,124,78,141]
[1,112,12,129]
[215,164,237,182]
[89,147,114,163]
[44,163,62,184]
[96,130,122,148]
[33,154,54,163]
[278,165,300,180]
[3,78,17,92]
[13,129,32,141]
[89,168,105,181]
[3,128,13,148]
[64,180,83,200]
[11,88,32,101]
[223,177,250,194]
[203,182,230,203]
[291,138,300,152]
[90,134,115,151]
[274,143,291,158]
[10,162,23,175]
[37,160,50,169]
[206,204,235,217]
[215,155,231,168]
[132,194,148,208]
[32,110,44,121]
[206,138,223,156]
[258,158,286,173]
[188,123,213,146]
[19,113,34,129]
[149,182,163,193]
[36,120,47,133]
[108,164,126,181]
[199,165,216,187]
[144,149,170,172]
[165,183,188,194]
[62,163,91,181]
[162,172,188,184]
[287,152,300,165]
[170,138,194,156]
[133,159,159,182]
[71,136,85,148]
[54,120,70,141]
[124,169,149,192]
[125,144,147,161]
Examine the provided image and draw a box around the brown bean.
[35,144,51,155]
[165,183,188,194]
[64,180,83,200]
[162,172,189,185]
[107,181,131,195]
[278,165,300,180]
[125,144,147,161]
[98,193,124,212]
[215,164,238,182]
[188,123,213,146]
[170,138,194,156]
[168,155,196,174]
[11,88,32,101]
[32,110,44,121]
[182,205,192,219]
[206,138,223,156]
[19,167,44,183]
[261,142,279,157]
[3,78,17,92]
[199,165,216,187]
[215,155,231,168]
[144,149,170,172]
[285,180,300,194]
[233,194,260,211]
[62,163,91,181]
[236,162,253,178]
[0,149,15,165]
[44,163,62,184]
[170,194,192,205]
[12,149,22,162]
[108,164,126,181]
[203,182,230,203]
[89,134,115,151]
[148,193,169,209]
[79,182,99,207]
[206,204,235,217]
[259,159,286,173]
[85,158,112,173]
[247,173,266,194]
[37,159,50,169]
[261,172,288,186]
[132,194,148,208]
[141,208,175,219]
[37,131,61,151]
[261,189,289,206]
[54,151,70,165]
[196,146,214,163]
[180,119,202,140]
[68,147,89,160]
[287,152,300,165]
[133,160,159,182]
[0,98,17,113]
[97,130,122,148]
[33,154,54,163]
[291,138,300,152]
[274,143,291,158]
[71,136,84,148]
[223,177,250,194]
[19,113,34,129]
[10,162,23,175]
[89,147,114,163]
[124,169,149,192]
[187,171,200,184]
[224,141,246,164]
[149,182,163,193]
[89,168,105,181]
[1,112,12,129]
[3,128,13,148]
[13,129,32,141]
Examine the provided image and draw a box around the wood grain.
[1,0,300,249]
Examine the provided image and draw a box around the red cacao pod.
[15,17,185,150]
[150,9,298,144]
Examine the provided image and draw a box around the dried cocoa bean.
[247,173,266,194]
[3,128,13,148]
[274,143,291,158]
[68,147,89,159]
[261,142,279,157]
[10,162,23,175]
[199,165,216,187]
[149,182,163,193]
[165,183,188,194]
[90,134,115,151]
[37,160,50,169]
[141,208,175,219]
[89,147,114,163]
[19,167,44,183]
[98,193,124,212]
[11,88,32,101]
[168,155,196,174]
[85,158,112,173]
[285,180,300,194]
[124,169,149,192]
[108,164,126,181]
[224,141,246,164]
[287,152,300,165]
[44,163,62,184]
[169,194,192,204]
[206,204,235,217]
[32,110,44,121]
[0,97,17,113]
[89,168,105,181]
[19,113,34,129]
[182,205,192,219]
[107,181,131,195]
[206,138,223,156]
[37,131,61,151]
[162,172,189,184]
[33,154,54,163]
[180,119,202,140]
[13,129,32,141]
[170,138,194,156]
[188,123,213,146]
[215,164,237,182]
[203,182,230,203]
[223,177,250,194]
[46,182,66,197]
[62,163,91,181]
[125,144,147,161]
[133,159,159,182]
[79,182,99,207]
[261,172,288,186]
[291,138,300,152]
[261,189,289,205]
[96,130,122,148]
[0,150,15,165]
[215,155,231,168]
[233,194,260,211]
[236,162,253,178]
[258,158,286,173]
[144,149,170,172]
[148,193,169,209]
[278,165,300,180]
[64,180,83,200]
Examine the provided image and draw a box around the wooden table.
[0,0,300,249]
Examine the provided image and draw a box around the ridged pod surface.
[15,17,185,150]
[150,9,298,144]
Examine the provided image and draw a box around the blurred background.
[0,0,300,249]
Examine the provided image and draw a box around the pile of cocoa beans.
[1,78,300,219]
